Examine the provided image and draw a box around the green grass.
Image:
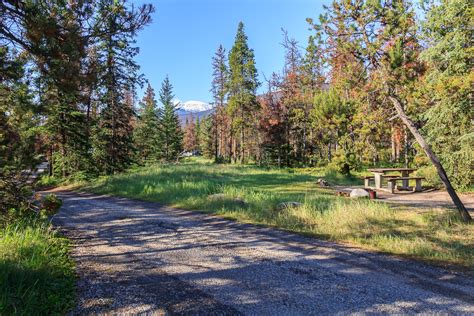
[0,218,76,315]
[83,158,473,269]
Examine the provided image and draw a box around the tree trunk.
[404,125,409,168]
[389,95,472,222]
[391,126,396,163]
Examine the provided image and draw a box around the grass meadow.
[84,158,473,269]
[0,218,76,315]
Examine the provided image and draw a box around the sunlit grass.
[0,218,76,315]
[83,158,473,269]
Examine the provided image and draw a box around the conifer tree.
[195,117,202,152]
[93,0,147,174]
[159,76,183,162]
[420,0,473,189]
[0,48,39,213]
[199,116,215,159]
[227,22,260,163]
[134,83,162,164]
[183,114,198,152]
[210,44,228,161]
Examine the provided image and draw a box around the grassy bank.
[84,159,473,269]
[0,218,75,315]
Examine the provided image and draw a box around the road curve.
[52,191,474,315]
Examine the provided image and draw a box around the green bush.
[415,165,442,188]
[40,193,63,216]
[328,149,360,175]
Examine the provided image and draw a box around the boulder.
[317,178,329,187]
[349,188,370,198]
[277,201,303,210]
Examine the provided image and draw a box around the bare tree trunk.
[49,146,53,177]
[389,95,472,222]
[404,125,409,168]
[391,126,396,163]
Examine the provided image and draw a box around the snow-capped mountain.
[171,99,215,126]
[176,100,214,113]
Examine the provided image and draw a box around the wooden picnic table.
[367,168,417,190]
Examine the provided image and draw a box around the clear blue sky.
[135,0,330,103]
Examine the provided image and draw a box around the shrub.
[415,165,442,188]
[40,194,63,216]
[328,149,360,175]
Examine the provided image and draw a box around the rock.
[349,188,370,198]
[317,178,329,187]
[277,201,303,210]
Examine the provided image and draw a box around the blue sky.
[135,0,330,103]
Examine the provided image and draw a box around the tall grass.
[84,160,473,268]
[0,218,76,315]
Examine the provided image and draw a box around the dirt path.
[334,186,474,212]
[52,191,474,315]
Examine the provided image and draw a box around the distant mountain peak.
[176,100,214,113]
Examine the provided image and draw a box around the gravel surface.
[52,191,474,315]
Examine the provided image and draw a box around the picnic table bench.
[387,176,424,193]
[365,168,424,193]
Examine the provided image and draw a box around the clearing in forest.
[79,158,474,268]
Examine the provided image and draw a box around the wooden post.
[389,95,472,222]
[414,179,422,192]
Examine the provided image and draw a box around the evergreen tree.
[210,44,228,161]
[227,22,260,163]
[280,31,305,165]
[183,114,198,152]
[199,116,215,159]
[134,83,162,164]
[0,47,39,213]
[259,73,288,166]
[93,0,147,174]
[195,117,202,151]
[420,0,473,189]
[159,76,183,162]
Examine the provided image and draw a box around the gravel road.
[52,191,474,315]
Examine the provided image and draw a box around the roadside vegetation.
[84,159,473,269]
[0,219,76,315]
[0,197,75,315]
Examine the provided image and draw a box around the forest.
[1,0,472,215]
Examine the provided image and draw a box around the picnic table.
[365,168,423,193]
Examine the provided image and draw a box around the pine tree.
[159,76,183,162]
[210,44,228,161]
[195,117,202,152]
[259,73,288,166]
[93,0,147,174]
[183,114,198,152]
[134,83,162,164]
[227,22,260,163]
[420,0,473,189]
[280,30,305,165]
[0,47,39,213]
[199,116,215,159]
